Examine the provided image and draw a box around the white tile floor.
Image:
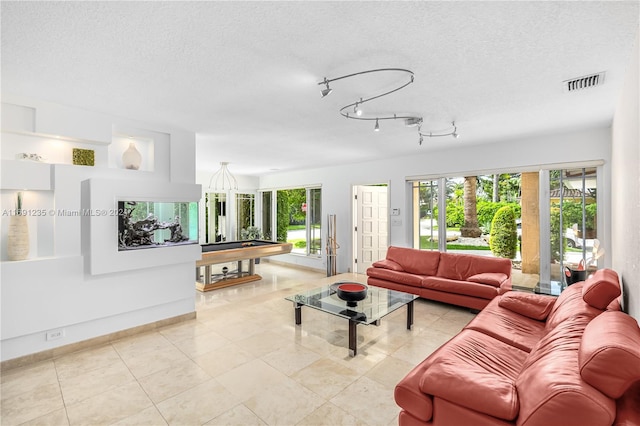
[1,262,477,426]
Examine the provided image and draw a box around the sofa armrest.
[579,311,640,399]
[371,258,404,272]
[498,292,555,321]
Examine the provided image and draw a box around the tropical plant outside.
[489,206,518,259]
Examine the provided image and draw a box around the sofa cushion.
[420,329,527,421]
[436,252,512,281]
[545,282,602,331]
[579,311,640,399]
[366,267,424,287]
[465,296,547,352]
[421,276,499,300]
[517,315,616,426]
[371,258,404,271]
[386,246,440,276]
[467,272,508,287]
[582,268,622,309]
[498,291,556,321]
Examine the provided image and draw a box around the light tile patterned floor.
[1,262,477,426]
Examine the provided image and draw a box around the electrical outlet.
[46,329,65,341]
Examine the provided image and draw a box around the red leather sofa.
[395,269,640,426]
[366,246,512,310]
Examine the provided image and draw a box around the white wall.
[259,126,613,275]
[612,28,640,321]
[1,96,201,361]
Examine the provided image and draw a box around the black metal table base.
[293,299,414,357]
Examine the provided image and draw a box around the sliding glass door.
[544,167,599,286]
[411,165,602,287]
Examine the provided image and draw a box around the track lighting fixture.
[317,68,460,142]
[320,78,332,98]
[417,121,459,141]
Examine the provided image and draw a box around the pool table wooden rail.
[196,241,293,291]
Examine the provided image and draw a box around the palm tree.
[460,176,482,237]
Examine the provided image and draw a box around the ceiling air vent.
[563,72,606,93]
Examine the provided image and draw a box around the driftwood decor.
[118,201,189,249]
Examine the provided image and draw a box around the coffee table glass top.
[513,280,564,297]
[285,283,418,325]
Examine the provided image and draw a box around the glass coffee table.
[285,283,418,356]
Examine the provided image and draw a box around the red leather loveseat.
[395,269,640,426]
[366,246,512,310]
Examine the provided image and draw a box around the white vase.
[122,142,142,170]
[7,215,29,261]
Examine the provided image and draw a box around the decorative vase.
[7,215,29,261]
[122,142,142,170]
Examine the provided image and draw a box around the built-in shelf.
[1,160,52,190]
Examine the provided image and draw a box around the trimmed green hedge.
[489,206,518,259]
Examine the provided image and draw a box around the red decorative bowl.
[336,283,368,306]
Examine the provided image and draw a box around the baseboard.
[0,311,196,372]
[263,258,326,274]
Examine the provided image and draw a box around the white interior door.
[354,185,388,274]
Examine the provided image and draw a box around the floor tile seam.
[129,372,195,418]
[336,377,400,426]
[55,356,133,385]
[0,373,59,403]
[109,333,176,361]
[111,339,160,381]
[59,374,140,408]
[246,378,330,426]
[61,380,154,425]
[134,357,215,395]
[53,346,110,417]
[291,369,360,402]
[167,330,232,354]
[236,400,271,426]
[130,333,193,364]
[156,318,215,340]
[0,386,68,426]
[102,341,172,412]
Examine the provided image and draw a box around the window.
[261,191,273,240]
[546,167,598,285]
[413,174,521,255]
[266,187,322,256]
[308,188,322,256]
[236,193,255,239]
[413,180,439,250]
[205,192,227,243]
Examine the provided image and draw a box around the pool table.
[196,240,293,291]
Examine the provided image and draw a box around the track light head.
[374,118,380,132]
[355,98,363,116]
[320,78,332,98]
[451,122,459,138]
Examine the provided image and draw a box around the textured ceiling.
[2,1,639,176]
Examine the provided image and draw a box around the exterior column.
[521,172,540,274]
